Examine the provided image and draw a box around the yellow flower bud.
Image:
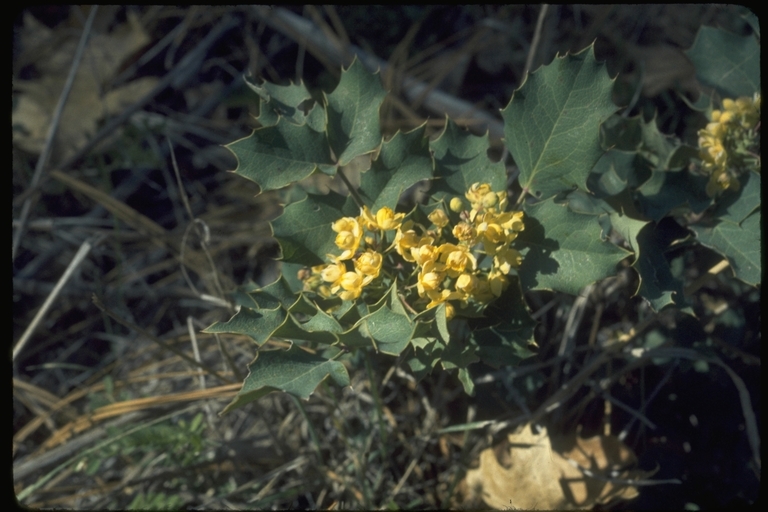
[481,191,498,208]
[428,208,449,228]
[449,197,464,212]
[375,206,404,231]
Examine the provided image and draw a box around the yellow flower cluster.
[301,183,524,321]
[698,93,761,196]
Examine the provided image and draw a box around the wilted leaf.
[12,11,157,160]
[463,423,655,509]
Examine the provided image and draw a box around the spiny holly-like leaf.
[220,345,350,414]
[601,114,692,170]
[246,77,314,127]
[360,304,414,355]
[686,25,760,98]
[502,45,617,200]
[358,125,433,211]
[247,275,301,310]
[204,306,287,346]
[326,58,386,166]
[272,192,358,266]
[430,118,507,201]
[227,118,335,193]
[635,168,712,222]
[518,198,630,295]
[589,150,648,197]
[609,213,685,311]
[471,279,537,367]
[692,210,761,286]
[710,171,760,225]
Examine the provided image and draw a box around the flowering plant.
[207,22,759,413]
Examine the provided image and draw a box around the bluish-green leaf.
[272,192,358,266]
[710,171,760,225]
[610,213,685,311]
[358,125,434,211]
[430,118,507,201]
[692,210,761,286]
[636,168,712,222]
[203,307,287,346]
[246,77,313,127]
[686,26,760,98]
[326,58,386,166]
[518,198,630,294]
[227,119,335,192]
[220,345,350,413]
[502,45,617,200]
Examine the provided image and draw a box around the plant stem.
[336,167,367,209]
[363,349,389,452]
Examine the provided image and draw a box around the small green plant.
[207,21,759,413]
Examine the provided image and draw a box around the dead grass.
[13,5,758,509]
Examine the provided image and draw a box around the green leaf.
[227,119,335,193]
[220,345,350,413]
[248,275,301,310]
[246,77,314,127]
[358,125,434,211]
[326,58,387,166]
[406,337,441,381]
[430,118,507,200]
[589,150,649,198]
[518,198,630,295]
[502,44,617,200]
[272,192,358,266]
[686,26,760,98]
[203,307,287,346]
[457,368,475,396]
[692,210,761,286]
[610,214,685,311]
[710,171,760,225]
[635,168,712,222]
[471,279,537,367]
[362,304,414,355]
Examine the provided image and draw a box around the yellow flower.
[394,226,420,262]
[321,262,346,287]
[428,208,450,228]
[411,237,439,266]
[452,221,477,243]
[439,243,476,277]
[331,217,363,260]
[334,271,364,300]
[355,250,383,280]
[494,246,523,274]
[455,273,478,295]
[417,261,444,297]
[465,182,493,209]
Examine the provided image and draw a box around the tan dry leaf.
[12,11,157,160]
[464,423,655,510]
